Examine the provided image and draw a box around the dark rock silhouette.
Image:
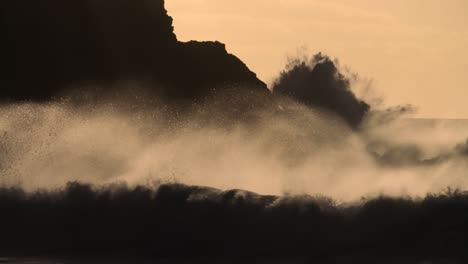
[273,54,370,128]
[1,0,267,102]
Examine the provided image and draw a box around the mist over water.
[1,88,467,201]
[4,2,468,261]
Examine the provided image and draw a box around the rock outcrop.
[1,0,268,102]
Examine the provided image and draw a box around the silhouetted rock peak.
[1,0,267,102]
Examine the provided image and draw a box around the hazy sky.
[166,0,468,118]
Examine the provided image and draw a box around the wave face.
[0,99,467,261]
[0,182,467,262]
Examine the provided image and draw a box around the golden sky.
[166,0,468,118]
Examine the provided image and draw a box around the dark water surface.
[0,258,465,264]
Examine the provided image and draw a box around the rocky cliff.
[1,0,268,102]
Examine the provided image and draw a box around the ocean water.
[0,258,464,264]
